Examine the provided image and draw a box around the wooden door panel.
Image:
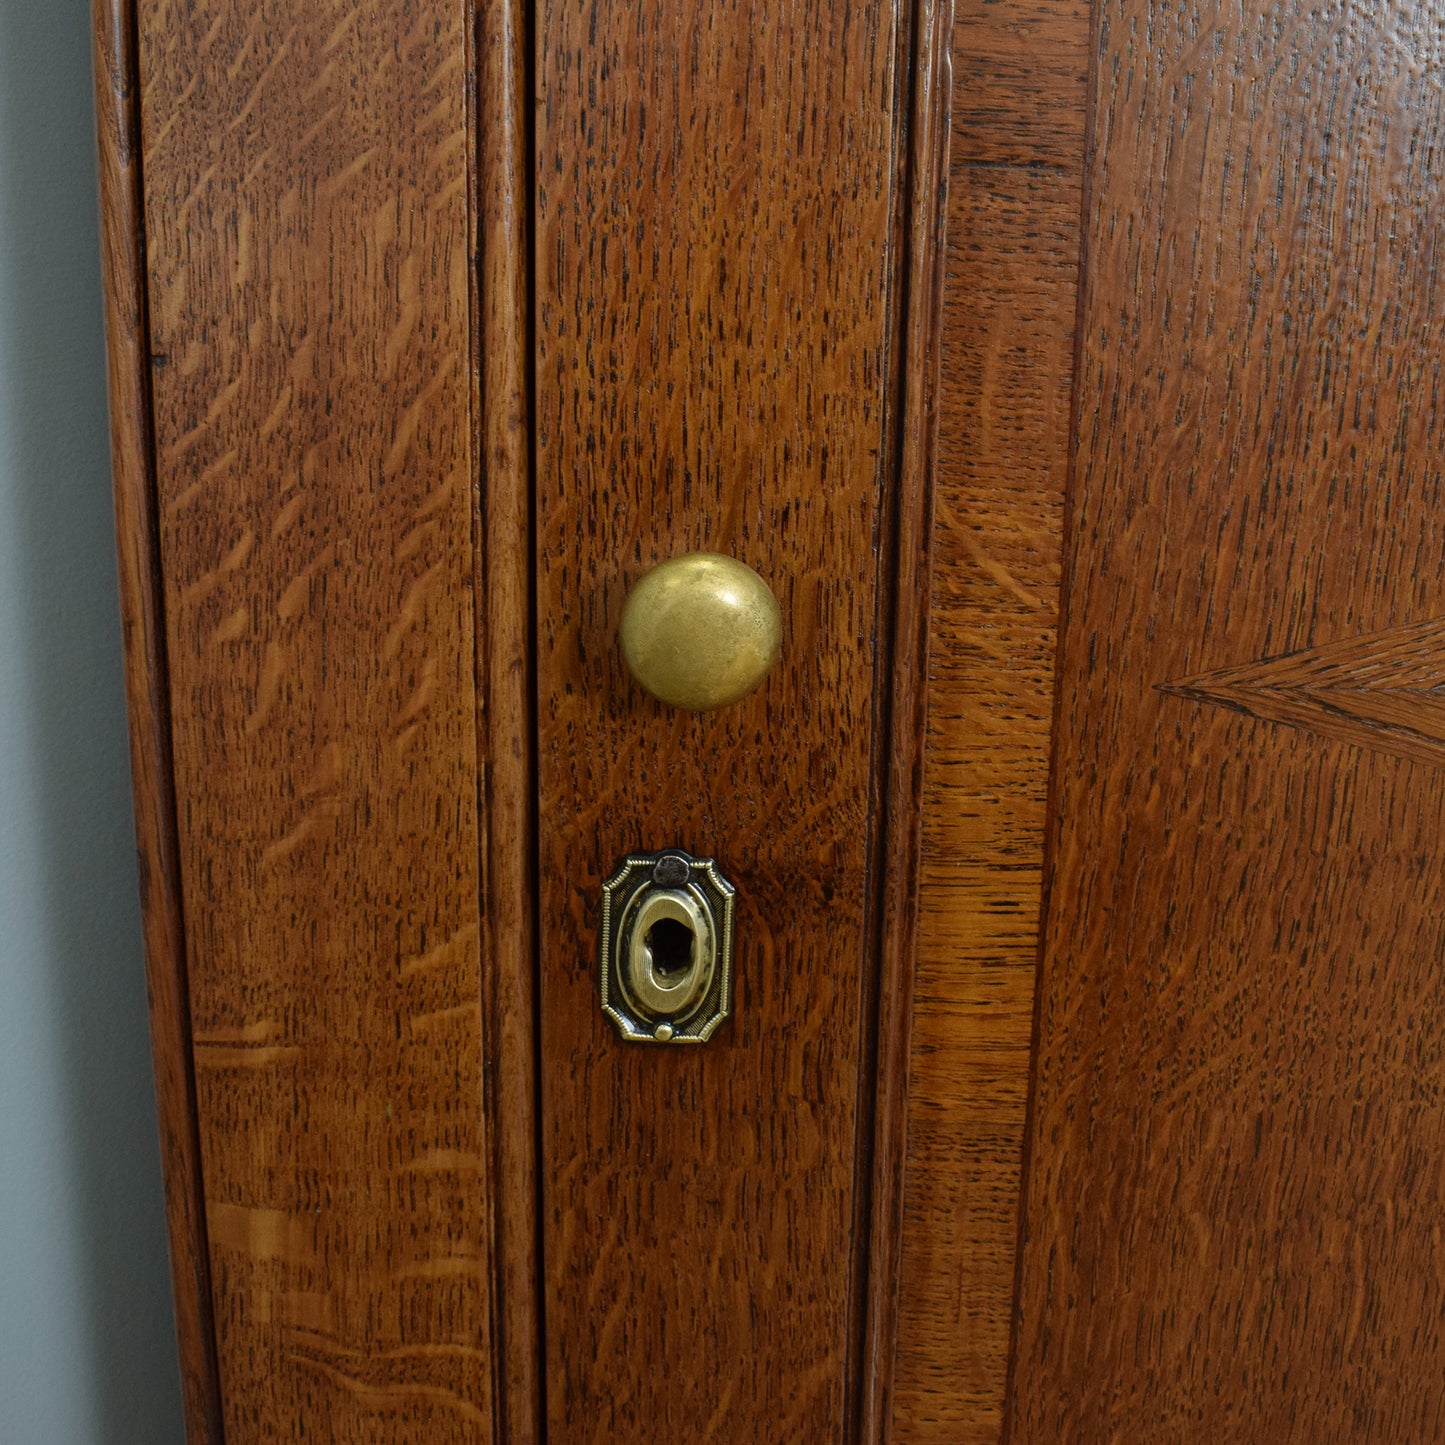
[128,1,497,1438]
[532,1,942,1437]
[1011,2,1445,1438]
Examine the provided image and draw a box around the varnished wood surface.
[477,0,541,1438]
[1011,3,1445,1439]
[92,2,224,1437]
[861,0,955,1436]
[533,0,929,1437]
[1162,617,1445,770]
[136,1,497,1438]
[890,3,1089,1439]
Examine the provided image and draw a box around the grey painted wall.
[0,2,186,1440]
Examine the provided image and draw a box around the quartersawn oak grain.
[533,0,941,1436]
[135,0,499,1437]
[861,0,955,1436]
[1011,4,1445,1439]
[107,0,961,1435]
[890,2,1090,1439]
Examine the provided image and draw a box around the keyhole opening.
[646,917,694,982]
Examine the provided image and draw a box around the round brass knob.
[619,552,782,710]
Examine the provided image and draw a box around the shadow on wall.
[0,3,185,1442]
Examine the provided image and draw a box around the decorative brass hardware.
[619,552,782,710]
[600,849,736,1044]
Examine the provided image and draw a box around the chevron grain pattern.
[1163,617,1445,769]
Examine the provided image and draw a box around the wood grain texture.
[477,0,540,1438]
[861,1,955,1437]
[949,0,1092,167]
[533,0,919,1437]
[137,1,497,1438]
[890,3,1089,1439]
[91,2,225,1437]
[1162,616,1445,770]
[1011,3,1445,1439]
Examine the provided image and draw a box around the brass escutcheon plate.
[599,849,736,1044]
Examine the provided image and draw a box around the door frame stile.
[998,0,1102,1433]
[91,2,226,1439]
[858,1,955,1438]
[476,0,542,1439]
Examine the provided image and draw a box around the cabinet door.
[97,0,949,1439]
[528,0,953,1436]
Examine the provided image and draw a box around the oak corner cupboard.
[94,0,1445,1439]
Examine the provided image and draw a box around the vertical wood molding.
[859,0,955,1437]
[923,178,1084,1445]
[890,0,1090,1435]
[476,0,541,1439]
[90,2,226,1439]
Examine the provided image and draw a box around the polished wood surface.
[92,2,224,1436]
[477,0,541,1437]
[134,0,498,1437]
[532,0,939,1436]
[104,0,954,1435]
[109,1,1445,1438]
[890,3,1089,1439]
[862,0,955,1435]
[1011,3,1445,1438]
